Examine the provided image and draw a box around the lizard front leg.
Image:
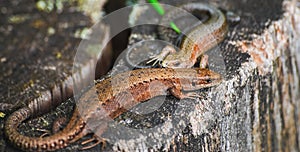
[147,45,176,66]
[169,87,200,100]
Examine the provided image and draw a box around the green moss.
[0,112,5,118]
[8,14,30,24]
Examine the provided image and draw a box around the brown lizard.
[148,2,227,68]
[5,2,227,151]
[5,68,222,151]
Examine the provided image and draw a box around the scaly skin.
[5,68,222,151]
[151,2,228,68]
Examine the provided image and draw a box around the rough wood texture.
[110,0,300,151]
[1,0,299,151]
[0,0,110,151]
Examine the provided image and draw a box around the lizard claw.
[80,135,107,150]
[36,128,51,138]
[146,45,176,67]
[147,55,163,66]
[183,92,201,100]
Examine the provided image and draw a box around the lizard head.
[179,68,222,91]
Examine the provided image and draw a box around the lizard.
[147,2,228,68]
[5,68,222,151]
[4,2,227,151]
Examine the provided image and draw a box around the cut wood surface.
[0,0,110,151]
[1,0,299,151]
[113,0,300,151]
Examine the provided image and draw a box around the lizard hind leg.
[198,54,209,69]
[80,135,107,150]
[35,116,68,138]
[35,117,67,138]
[52,117,68,133]
[80,123,108,150]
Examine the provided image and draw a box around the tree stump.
[0,0,110,151]
[1,0,299,151]
[109,0,300,151]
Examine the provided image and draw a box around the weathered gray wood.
[1,0,299,151]
[0,0,110,151]
[110,0,300,151]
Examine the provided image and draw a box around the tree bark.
[115,0,300,151]
[1,0,299,151]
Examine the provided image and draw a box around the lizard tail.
[5,107,87,151]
